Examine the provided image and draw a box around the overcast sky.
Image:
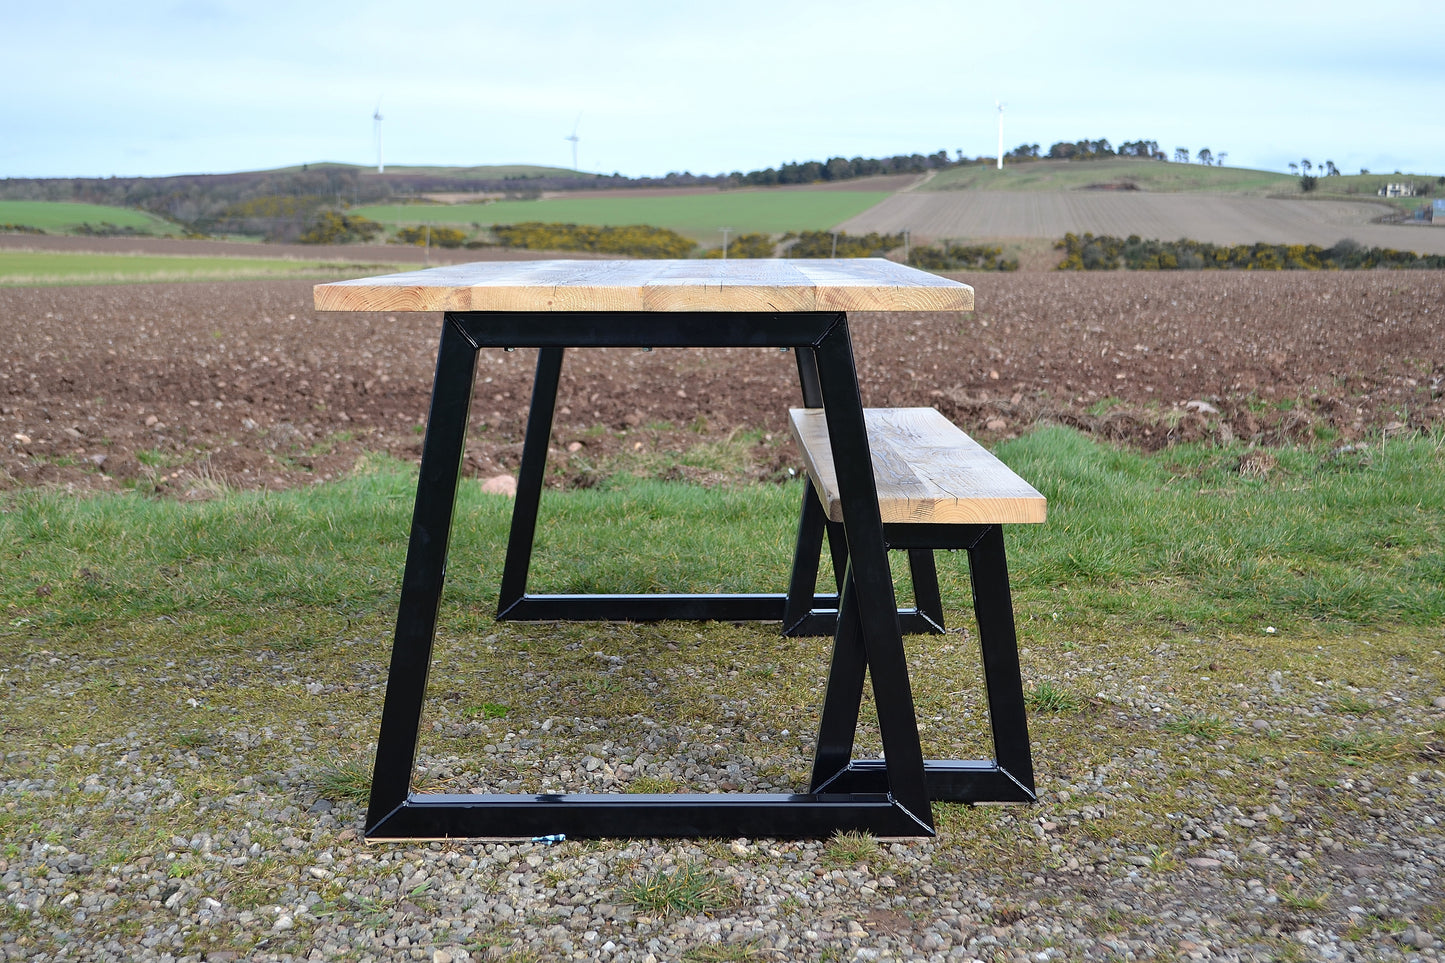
[5,0,1442,180]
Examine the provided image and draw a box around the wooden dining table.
[314,258,974,839]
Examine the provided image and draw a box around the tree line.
[1004,139,1232,166]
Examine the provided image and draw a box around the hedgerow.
[393,225,468,248]
[297,211,384,244]
[1055,232,1445,270]
[702,233,775,259]
[492,222,694,258]
[908,241,1018,271]
[784,230,904,258]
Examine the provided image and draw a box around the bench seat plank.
[788,407,1046,526]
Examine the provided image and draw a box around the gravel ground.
[3,620,1442,962]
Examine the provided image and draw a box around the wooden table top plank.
[313,258,973,314]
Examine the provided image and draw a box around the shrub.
[297,211,384,244]
[703,232,775,259]
[492,222,694,258]
[907,241,1018,271]
[393,225,468,248]
[786,230,904,258]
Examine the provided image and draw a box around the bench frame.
[784,409,1039,803]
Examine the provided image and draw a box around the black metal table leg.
[365,309,947,839]
[366,317,479,832]
[496,346,565,619]
[813,318,933,830]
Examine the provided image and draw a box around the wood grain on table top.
[313,259,973,314]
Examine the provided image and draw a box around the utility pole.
[996,102,1005,171]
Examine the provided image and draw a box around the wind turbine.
[995,101,1005,171]
[373,100,384,174]
[565,115,581,170]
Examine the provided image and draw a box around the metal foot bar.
[368,791,931,841]
[806,521,1035,803]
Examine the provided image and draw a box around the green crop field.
[354,190,893,244]
[925,159,1300,195]
[0,200,175,232]
[0,250,404,286]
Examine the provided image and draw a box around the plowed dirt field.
[2,268,1441,496]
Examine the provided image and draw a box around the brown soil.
[2,266,1441,497]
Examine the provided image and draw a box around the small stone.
[1186,858,1222,869]
[145,415,159,427]
[12,433,30,444]
[1402,926,1432,950]
[273,914,294,931]
[432,951,454,963]
[63,426,83,439]
[567,441,583,452]
[481,474,517,496]
[986,418,1007,431]
[308,798,333,814]
[1433,696,1445,709]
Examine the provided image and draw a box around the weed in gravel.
[683,942,767,961]
[1330,695,1377,715]
[1316,732,1407,762]
[313,758,372,804]
[1162,712,1227,739]
[1278,884,1331,912]
[1026,680,1084,713]
[824,829,882,867]
[624,862,732,917]
[627,776,687,794]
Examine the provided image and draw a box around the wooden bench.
[785,406,1046,802]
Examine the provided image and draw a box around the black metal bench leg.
[906,548,946,633]
[496,346,565,619]
[809,560,867,791]
[967,524,1036,795]
[367,316,479,833]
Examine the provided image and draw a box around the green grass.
[0,250,407,286]
[925,159,1301,195]
[353,190,892,245]
[3,428,1442,637]
[0,200,175,233]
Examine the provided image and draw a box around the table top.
[313,258,972,314]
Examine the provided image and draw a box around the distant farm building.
[1435,199,1445,225]
[1379,183,1416,198]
